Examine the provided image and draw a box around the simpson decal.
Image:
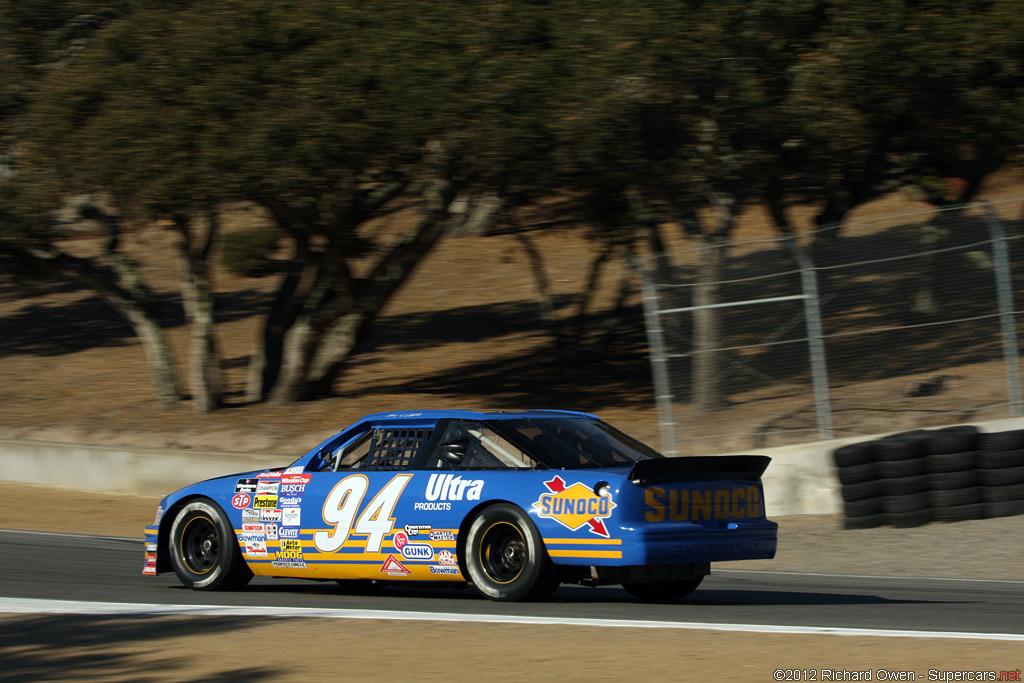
[533,475,617,537]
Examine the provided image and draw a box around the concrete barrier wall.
[4,416,1023,513]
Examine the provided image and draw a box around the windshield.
[491,417,664,469]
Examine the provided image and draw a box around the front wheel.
[464,503,559,602]
[168,498,253,591]
[622,576,704,602]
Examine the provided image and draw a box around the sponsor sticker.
[379,555,411,576]
[256,481,279,495]
[284,465,305,475]
[429,565,460,575]
[253,495,279,509]
[266,523,278,540]
[259,508,282,522]
[237,532,265,543]
[242,508,260,522]
[282,508,301,527]
[234,478,259,494]
[245,540,268,557]
[145,542,158,552]
[142,565,157,576]
[437,550,458,566]
[400,543,433,561]
[277,538,303,560]
[393,531,409,550]
[278,527,300,539]
[242,522,265,534]
[404,524,431,536]
[279,496,303,507]
[256,470,283,479]
[272,559,306,569]
[532,476,616,538]
[280,483,306,494]
[231,493,252,510]
[428,531,455,542]
[281,474,311,485]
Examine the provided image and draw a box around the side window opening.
[321,427,433,471]
[429,421,536,469]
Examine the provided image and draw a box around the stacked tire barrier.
[833,426,1024,529]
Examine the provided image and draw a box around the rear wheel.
[169,498,253,591]
[465,504,559,602]
[622,576,704,602]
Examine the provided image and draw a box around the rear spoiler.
[628,455,771,485]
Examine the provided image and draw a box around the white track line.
[1,597,1022,641]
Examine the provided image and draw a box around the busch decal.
[533,476,617,538]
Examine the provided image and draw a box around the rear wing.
[628,455,771,485]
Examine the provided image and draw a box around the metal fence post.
[983,202,1024,416]
[630,258,679,455]
[785,237,835,440]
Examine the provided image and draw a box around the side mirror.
[437,439,469,465]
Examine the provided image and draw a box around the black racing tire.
[875,434,926,461]
[880,491,929,514]
[841,480,882,502]
[978,430,1024,453]
[932,503,984,523]
[926,469,979,490]
[928,486,982,508]
[879,476,927,496]
[464,503,559,602]
[169,498,253,591]
[843,497,882,518]
[833,442,875,468]
[622,576,705,602]
[837,462,878,486]
[925,451,978,473]
[983,499,1024,518]
[886,508,932,528]
[982,482,1024,503]
[843,513,886,530]
[876,457,927,479]
[923,426,979,455]
[976,449,1024,470]
[978,466,1024,486]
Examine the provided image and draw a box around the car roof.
[356,409,599,423]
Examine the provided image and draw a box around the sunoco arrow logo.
[532,476,616,537]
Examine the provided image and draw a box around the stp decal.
[533,476,616,537]
[231,493,252,509]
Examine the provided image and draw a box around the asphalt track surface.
[3,529,1022,638]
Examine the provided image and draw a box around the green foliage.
[219,224,282,277]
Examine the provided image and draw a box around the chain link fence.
[634,197,1024,455]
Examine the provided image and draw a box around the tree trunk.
[690,197,734,415]
[173,211,222,413]
[0,241,182,404]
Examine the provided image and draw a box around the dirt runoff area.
[1,483,1022,682]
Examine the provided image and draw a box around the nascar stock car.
[144,409,778,602]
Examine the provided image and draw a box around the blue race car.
[144,409,777,601]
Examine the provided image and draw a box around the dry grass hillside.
[2,171,1023,458]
